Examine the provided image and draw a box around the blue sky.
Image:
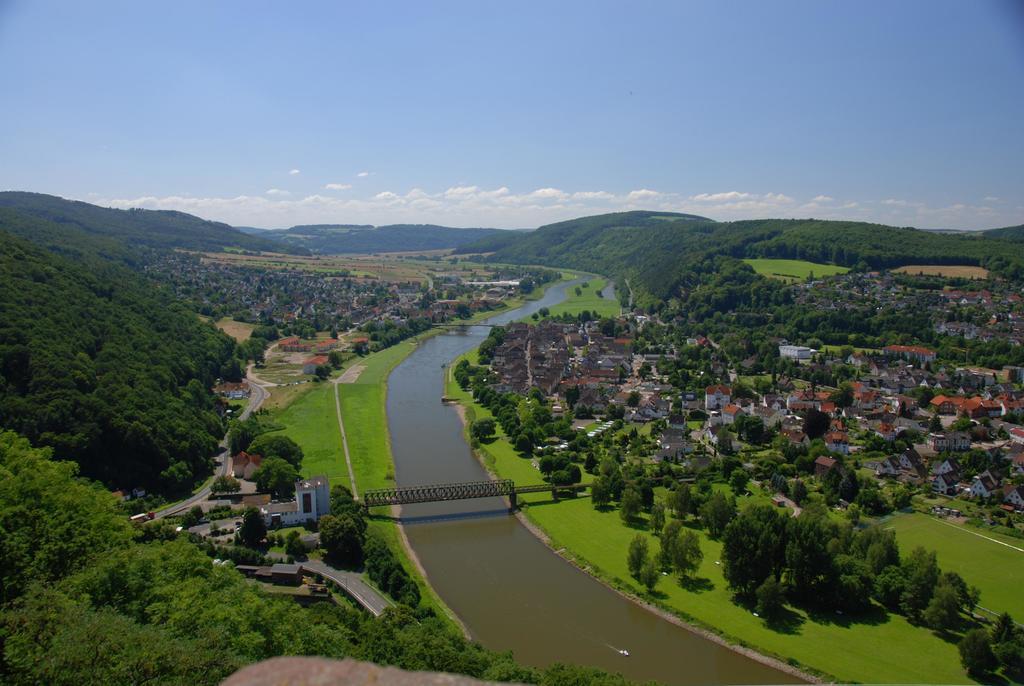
[1,0,1022,229]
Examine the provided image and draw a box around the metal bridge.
[361,478,588,510]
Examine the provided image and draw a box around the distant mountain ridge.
[456,211,1024,306]
[0,192,303,254]
[248,222,519,253]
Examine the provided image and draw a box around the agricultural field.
[743,258,850,283]
[893,264,990,279]
[215,317,255,341]
[535,277,620,319]
[195,250,499,284]
[882,512,1024,618]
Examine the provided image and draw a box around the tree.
[620,486,642,523]
[252,457,300,498]
[900,546,940,621]
[649,503,666,534]
[248,434,304,470]
[639,556,660,592]
[729,468,749,495]
[627,534,649,579]
[471,418,496,441]
[238,507,266,548]
[659,520,682,571]
[514,433,533,454]
[314,364,331,380]
[627,391,641,408]
[671,530,703,579]
[722,505,787,596]
[211,475,240,495]
[803,409,830,440]
[319,513,365,567]
[791,479,808,505]
[180,505,204,528]
[924,579,962,631]
[670,484,693,518]
[699,491,735,538]
[590,477,612,508]
[959,628,997,677]
[755,576,785,621]
[285,530,307,558]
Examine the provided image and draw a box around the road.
[154,379,269,519]
[300,559,393,616]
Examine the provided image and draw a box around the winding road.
[154,378,269,519]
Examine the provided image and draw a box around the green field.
[883,512,1024,618]
[447,344,977,683]
[743,258,850,283]
[523,497,971,684]
[535,277,620,319]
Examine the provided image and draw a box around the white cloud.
[324,183,352,191]
[572,190,613,200]
[527,187,569,201]
[288,169,300,176]
[627,189,661,201]
[357,171,372,178]
[89,185,1018,231]
[984,196,1000,202]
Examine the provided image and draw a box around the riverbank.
[443,348,974,685]
[268,274,571,634]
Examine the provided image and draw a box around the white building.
[262,475,331,527]
[779,344,816,361]
[704,385,732,411]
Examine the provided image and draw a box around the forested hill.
[0,213,237,493]
[457,212,1024,304]
[249,222,516,253]
[983,223,1024,242]
[0,191,303,254]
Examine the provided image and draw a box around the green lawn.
[534,277,620,319]
[743,258,849,283]
[447,344,977,684]
[525,497,972,684]
[271,380,347,484]
[883,512,1024,618]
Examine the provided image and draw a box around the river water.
[385,278,798,685]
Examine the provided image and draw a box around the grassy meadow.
[883,512,1024,618]
[743,258,850,283]
[536,277,620,319]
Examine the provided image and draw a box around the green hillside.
[0,191,302,254]
[982,223,1024,242]
[459,213,1024,306]
[0,210,236,493]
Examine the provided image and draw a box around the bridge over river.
[361,478,588,511]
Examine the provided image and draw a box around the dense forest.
[0,214,237,493]
[457,212,1024,306]
[250,222,517,253]
[0,191,300,254]
[0,432,633,685]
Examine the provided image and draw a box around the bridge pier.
[509,491,517,511]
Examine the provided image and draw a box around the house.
[214,381,251,399]
[782,429,810,447]
[933,472,960,496]
[825,431,850,456]
[667,414,689,430]
[232,451,262,480]
[898,448,927,477]
[779,344,816,361]
[930,395,962,415]
[1004,484,1024,510]
[704,385,732,411]
[884,345,937,365]
[302,355,330,374]
[969,470,1001,499]
[721,404,745,425]
[1009,427,1024,446]
[814,455,838,479]
[261,475,331,527]
[703,425,731,452]
[930,431,972,453]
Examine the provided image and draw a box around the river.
[385,277,799,685]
